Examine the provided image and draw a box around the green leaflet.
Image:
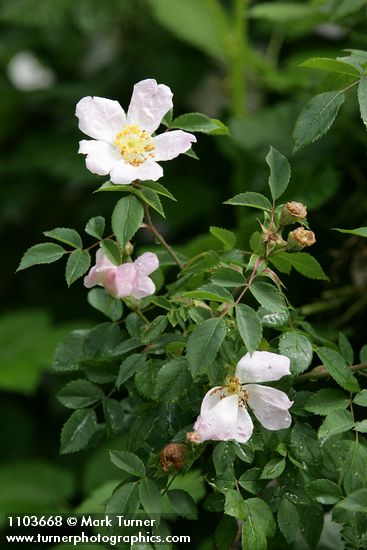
[139,478,162,520]
[279,332,313,375]
[224,191,272,211]
[43,227,82,248]
[235,304,262,353]
[300,57,361,77]
[60,409,98,454]
[316,347,360,392]
[85,216,105,239]
[318,410,355,440]
[109,450,146,477]
[209,226,236,249]
[358,78,367,127]
[186,318,227,378]
[334,226,367,238]
[171,112,229,135]
[17,243,65,271]
[266,146,291,201]
[250,281,285,313]
[293,91,345,152]
[111,195,144,248]
[270,252,328,280]
[57,379,104,409]
[65,249,91,286]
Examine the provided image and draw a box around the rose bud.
[186,431,201,445]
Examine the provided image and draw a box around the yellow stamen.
[215,377,249,408]
[114,124,155,166]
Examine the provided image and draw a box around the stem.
[295,362,367,384]
[220,256,262,318]
[161,473,179,497]
[230,0,248,117]
[143,204,183,269]
[134,307,150,325]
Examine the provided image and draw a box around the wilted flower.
[193,351,293,443]
[280,201,307,225]
[287,227,316,250]
[160,443,187,473]
[76,79,196,184]
[84,249,159,299]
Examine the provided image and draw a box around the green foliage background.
[2,0,367,548]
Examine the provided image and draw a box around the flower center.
[222,377,249,408]
[114,124,155,166]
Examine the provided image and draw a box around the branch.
[295,362,367,384]
[143,204,183,269]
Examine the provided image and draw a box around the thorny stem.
[143,204,184,269]
[295,362,367,384]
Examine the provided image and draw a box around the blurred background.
[1,0,367,546]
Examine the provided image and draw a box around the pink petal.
[79,139,119,176]
[111,264,136,298]
[110,159,163,184]
[236,351,291,384]
[127,79,173,133]
[94,249,116,270]
[194,391,253,443]
[76,96,126,142]
[246,384,293,431]
[134,252,159,275]
[153,130,196,161]
[84,249,116,288]
[132,273,156,299]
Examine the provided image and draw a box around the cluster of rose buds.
[282,202,316,250]
[261,201,316,254]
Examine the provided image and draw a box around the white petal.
[79,139,119,175]
[197,387,225,414]
[153,130,196,161]
[76,96,126,141]
[110,159,163,184]
[193,390,253,443]
[236,351,291,384]
[134,252,159,275]
[127,79,173,133]
[194,394,240,442]
[247,384,293,431]
[236,407,254,443]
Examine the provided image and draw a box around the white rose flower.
[76,79,196,184]
[193,351,293,443]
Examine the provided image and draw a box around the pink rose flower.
[76,79,196,184]
[84,249,159,300]
[193,351,293,443]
